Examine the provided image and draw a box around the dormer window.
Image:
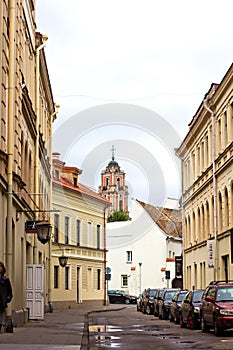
[73,177,77,187]
[54,170,59,180]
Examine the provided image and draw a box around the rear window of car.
[216,286,233,301]
[165,291,177,300]
[150,289,157,297]
[177,292,187,302]
[193,290,204,303]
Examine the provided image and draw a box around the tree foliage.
[107,210,129,222]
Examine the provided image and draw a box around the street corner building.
[51,153,111,309]
[0,1,57,326]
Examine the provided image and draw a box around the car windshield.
[177,292,187,302]
[216,287,233,301]
[193,290,204,303]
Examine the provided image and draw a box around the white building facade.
[106,199,182,296]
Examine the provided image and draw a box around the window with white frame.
[64,216,69,244]
[97,224,101,249]
[121,274,128,287]
[65,266,70,290]
[54,214,59,243]
[126,251,132,263]
[87,222,92,247]
[76,219,81,246]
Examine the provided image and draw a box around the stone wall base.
[12,308,28,327]
[50,299,105,310]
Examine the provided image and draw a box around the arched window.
[197,208,201,242]
[201,205,205,240]
[225,188,229,227]
[188,215,191,245]
[218,192,223,231]
[192,212,196,243]
[206,201,210,237]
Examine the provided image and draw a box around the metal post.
[6,1,16,320]
[139,262,142,294]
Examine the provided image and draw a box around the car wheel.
[179,313,186,328]
[214,316,223,336]
[201,316,209,333]
[146,305,151,315]
[187,313,195,329]
[125,298,130,305]
[169,312,174,322]
[174,314,179,324]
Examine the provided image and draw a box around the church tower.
[99,146,129,216]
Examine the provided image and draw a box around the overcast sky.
[36,0,233,206]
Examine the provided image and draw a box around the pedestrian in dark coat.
[0,261,13,331]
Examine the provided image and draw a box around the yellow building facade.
[51,154,111,308]
[0,1,56,325]
[177,64,233,290]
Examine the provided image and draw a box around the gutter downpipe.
[203,99,218,281]
[48,106,59,311]
[103,206,108,305]
[34,35,48,263]
[6,0,16,318]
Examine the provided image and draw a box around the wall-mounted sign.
[207,239,215,268]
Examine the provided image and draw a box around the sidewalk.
[0,304,122,350]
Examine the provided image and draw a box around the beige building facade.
[0,1,56,325]
[51,154,111,308]
[177,64,233,290]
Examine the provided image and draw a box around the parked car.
[179,289,204,329]
[200,280,233,336]
[153,288,164,316]
[136,293,143,311]
[158,288,180,320]
[108,290,137,304]
[141,288,158,314]
[169,290,188,323]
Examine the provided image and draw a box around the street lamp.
[25,220,52,244]
[58,255,68,267]
[35,221,52,244]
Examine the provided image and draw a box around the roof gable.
[136,199,182,238]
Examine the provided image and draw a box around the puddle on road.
[89,325,122,333]
[89,325,121,348]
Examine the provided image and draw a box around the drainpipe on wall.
[6,1,16,318]
[34,34,48,263]
[203,99,218,281]
[47,105,59,311]
[103,206,108,305]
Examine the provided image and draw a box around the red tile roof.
[136,199,182,238]
[53,176,111,206]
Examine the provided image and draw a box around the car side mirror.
[205,296,213,303]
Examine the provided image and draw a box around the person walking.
[0,261,13,332]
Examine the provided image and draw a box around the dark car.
[200,281,233,336]
[141,288,158,315]
[108,290,137,304]
[136,293,143,311]
[153,288,165,316]
[169,290,188,324]
[158,288,180,320]
[179,289,204,329]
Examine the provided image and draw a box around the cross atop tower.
[111,145,116,160]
